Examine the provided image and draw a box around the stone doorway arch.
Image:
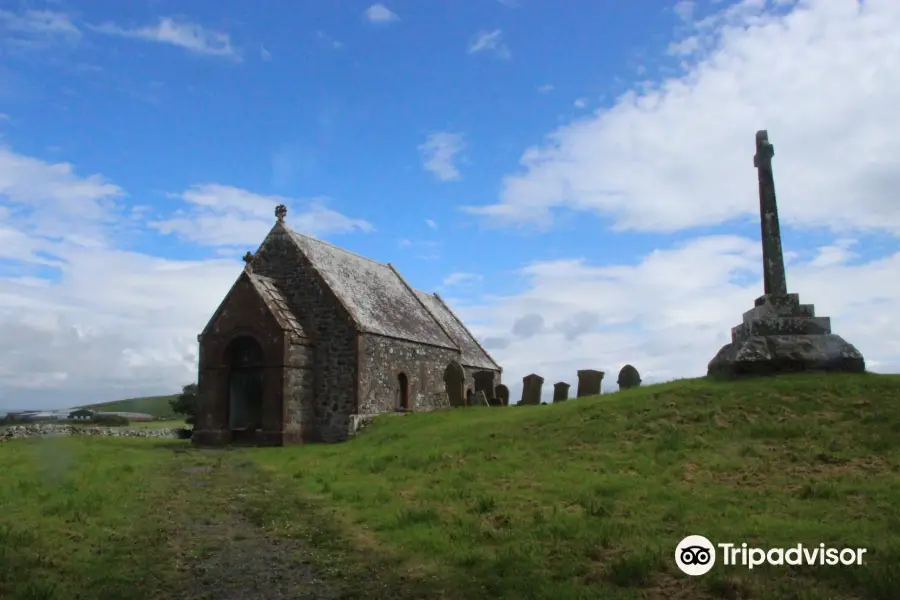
[442,361,465,407]
[225,335,264,442]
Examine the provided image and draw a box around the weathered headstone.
[576,370,604,397]
[617,365,642,390]
[473,371,495,395]
[473,390,489,407]
[553,382,570,403]
[494,384,510,406]
[521,374,544,405]
[707,130,865,377]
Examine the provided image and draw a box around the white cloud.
[573,97,587,108]
[316,31,343,49]
[425,219,438,229]
[497,0,520,7]
[442,272,482,287]
[674,0,697,22]
[465,0,900,234]
[150,184,372,247]
[807,237,858,268]
[0,9,80,38]
[0,147,375,410]
[537,84,554,94]
[467,29,511,59]
[0,9,81,53]
[0,145,125,245]
[418,132,466,182]
[364,4,399,23]
[459,234,900,402]
[397,238,441,260]
[260,44,272,61]
[89,17,239,60]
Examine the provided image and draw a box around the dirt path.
[159,446,406,600]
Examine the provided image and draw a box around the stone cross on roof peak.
[275,204,287,222]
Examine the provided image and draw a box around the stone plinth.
[708,294,865,377]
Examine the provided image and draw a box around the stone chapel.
[192,205,503,446]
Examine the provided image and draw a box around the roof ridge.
[386,263,459,351]
[287,226,386,268]
[432,292,502,372]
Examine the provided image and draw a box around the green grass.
[83,394,179,418]
[2,373,900,599]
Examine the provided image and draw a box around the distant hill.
[83,394,179,419]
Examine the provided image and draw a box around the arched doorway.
[443,361,465,407]
[225,335,264,441]
[397,372,409,411]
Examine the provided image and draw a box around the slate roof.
[287,230,459,350]
[247,273,306,338]
[414,290,500,370]
[200,269,306,339]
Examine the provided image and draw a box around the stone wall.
[1,424,185,442]
[253,227,359,443]
[283,340,316,443]
[358,334,459,412]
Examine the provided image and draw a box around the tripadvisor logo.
[675,535,716,576]
[675,535,868,576]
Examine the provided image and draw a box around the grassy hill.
[83,393,179,418]
[1,373,899,599]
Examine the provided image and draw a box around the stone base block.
[731,316,831,341]
[708,334,865,378]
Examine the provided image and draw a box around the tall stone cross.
[753,130,788,297]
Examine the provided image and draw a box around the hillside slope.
[84,394,178,418]
[251,373,900,599]
[1,374,898,600]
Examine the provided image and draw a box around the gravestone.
[472,390,489,407]
[473,371,495,395]
[494,384,510,406]
[707,131,865,377]
[576,370,604,397]
[617,365,642,390]
[553,382,570,403]
[521,374,544,405]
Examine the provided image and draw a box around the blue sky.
[0,0,898,410]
